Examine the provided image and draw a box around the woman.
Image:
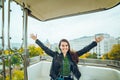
[30,34,104,80]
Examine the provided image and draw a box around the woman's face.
[59,41,69,54]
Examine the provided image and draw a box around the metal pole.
[1,0,4,51]
[23,7,28,80]
[8,0,11,49]
[7,0,12,79]
[8,55,12,80]
[2,56,6,80]
[1,0,6,80]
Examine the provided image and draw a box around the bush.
[6,70,24,80]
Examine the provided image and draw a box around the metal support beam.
[7,0,12,79]
[1,0,6,80]
[1,56,6,80]
[8,0,11,50]
[1,0,4,51]
[23,7,29,80]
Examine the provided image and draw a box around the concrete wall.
[27,61,120,80]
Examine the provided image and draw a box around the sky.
[0,1,120,45]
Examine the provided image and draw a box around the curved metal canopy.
[14,0,120,21]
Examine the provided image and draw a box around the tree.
[6,70,24,80]
[102,44,120,61]
[28,45,44,57]
[87,52,97,59]
[102,53,109,60]
[79,52,97,59]
[11,55,22,66]
[108,44,120,60]
[79,52,90,59]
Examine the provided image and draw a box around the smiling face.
[59,39,70,55]
[60,41,69,54]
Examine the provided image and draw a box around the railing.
[29,55,120,70]
[7,0,29,80]
[27,60,120,80]
[79,58,120,69]
[0,52,24,80]
[8,52,24,80]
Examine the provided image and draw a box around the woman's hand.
[30,34,37,40]
[95,35,104,43]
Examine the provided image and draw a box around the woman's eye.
[62,45,64,47]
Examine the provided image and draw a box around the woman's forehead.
[60,41,68,45]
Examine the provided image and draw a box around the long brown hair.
[58,39,79,64]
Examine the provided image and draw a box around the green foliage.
[6,70,24,80]
[102,44,120,61]
[87,52,97,59]
[4,55,22,67]
[80,52,97,59]
[0,45,45,79]
[0,75,3,80]
[28,45,44,57]
[79,52,90,58]
[11,55,22,66]
[108,44,120,60]
[102,53,109,60]
[0,50,2,55]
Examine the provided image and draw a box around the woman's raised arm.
[30,34,55,57]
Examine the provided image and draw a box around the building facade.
[51,33,118,58]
